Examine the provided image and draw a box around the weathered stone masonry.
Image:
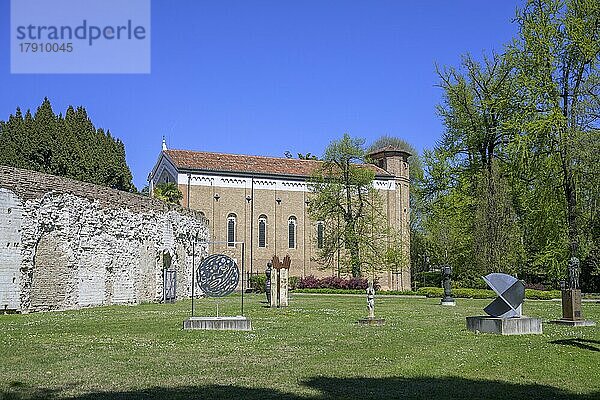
[0,166,208,313]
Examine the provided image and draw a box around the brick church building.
[149,140,411,290]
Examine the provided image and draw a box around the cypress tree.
[0,98,136,191]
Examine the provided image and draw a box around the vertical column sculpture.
[269,255,291,307]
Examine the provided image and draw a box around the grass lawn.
[1,293,599,400]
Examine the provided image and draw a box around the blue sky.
[0,1,521,189]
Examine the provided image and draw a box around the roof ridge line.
[165,148,322,163]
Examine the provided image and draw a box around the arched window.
[227,213,236,246]
[258,215,267,248]
[316,221,324,249]
[288,216,297,249]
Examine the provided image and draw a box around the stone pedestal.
[441,298,456,306]
[183,316,252,331]
[561,289,582,320]
[466,316,542,335]
[358,317,386,326]
[549,318,596,327]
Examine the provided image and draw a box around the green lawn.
[1,294,599,400]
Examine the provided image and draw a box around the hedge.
[416,286,562,300]
[252,276,566,300]
[292,288,418,295]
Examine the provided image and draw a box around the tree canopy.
[420,0,599,290]
[0,98,135,192]
[308,134,404,279]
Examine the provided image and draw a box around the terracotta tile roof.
[163,149,392,178]
[368,145,413,158]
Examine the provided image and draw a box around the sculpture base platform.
[183,316,252,331]
[549,319,596,327]
[441,299,456,306]
[466,316,542,335]
[358,317,386,326]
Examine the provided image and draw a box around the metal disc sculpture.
[197,254,239,297]
[483,273,525,318]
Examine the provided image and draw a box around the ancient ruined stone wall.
[0,188,22,311]
[0,166,208,313]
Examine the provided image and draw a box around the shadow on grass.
[550,337,600,352]
[2,376,598,400]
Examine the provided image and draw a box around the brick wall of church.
[179,171,411,290]
[182,181,323,280]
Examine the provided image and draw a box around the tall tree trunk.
[345,221,361,277]
[561,152,579,258]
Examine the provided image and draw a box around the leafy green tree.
[426,52,524,282]
[508,0,599,283]
[0,98,135,191]
[153,182,183,205]
[308,134,392,278]
[420,0,599,288]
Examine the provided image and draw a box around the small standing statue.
[367,281,375,318]
[440,265,456,306]
[265,262,272,304]
[358,280,385,325]
[568,257,580,290]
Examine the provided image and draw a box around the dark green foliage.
[581,247,600,293]
[0,98,135,191]
[248,274,267,293]
[140,185,150,196]
[289,275,299,289]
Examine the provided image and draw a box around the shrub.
[248,275,266,293]
[416,287,444,297]
[525,289,561,300]
[291,288,418,295]
[453,288,496,299]
[416,286,561,300]
[297,275,376,290]
[289,276,300,290]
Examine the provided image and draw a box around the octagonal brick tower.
[368,146,411,291]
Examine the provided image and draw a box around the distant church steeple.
[162,136,168,151]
